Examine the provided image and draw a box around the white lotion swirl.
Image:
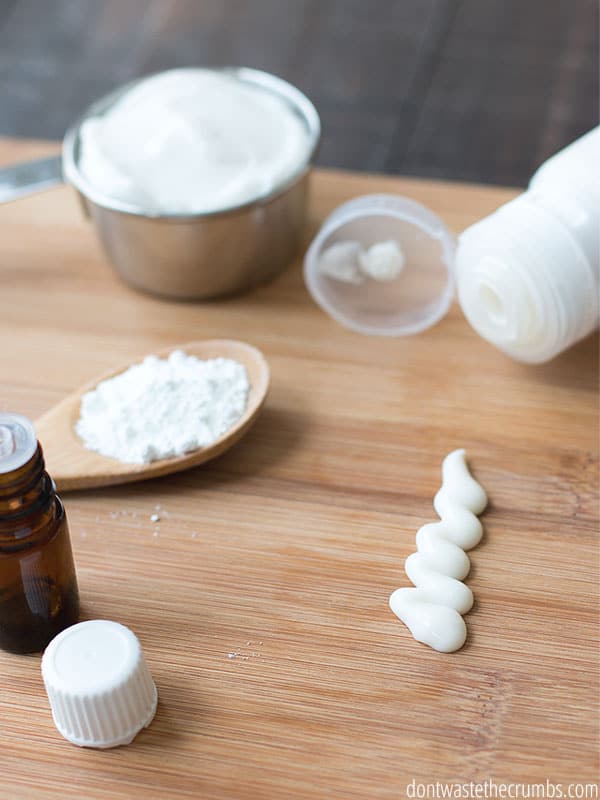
[389,449,487,653]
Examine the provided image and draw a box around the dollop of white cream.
[318,241,365,284]
[78,69,312,213]
[319,238,404,284]
[358,240,405,281]
[389,449,487,653]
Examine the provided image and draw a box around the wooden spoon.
[35,339,269,492]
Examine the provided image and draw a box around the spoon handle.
[0,155,63,204]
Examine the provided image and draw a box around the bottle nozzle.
[0,425,16,460]
[0,414,38,474]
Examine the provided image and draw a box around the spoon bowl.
[35,340,269,492]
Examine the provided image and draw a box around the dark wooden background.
[0,0,597,186]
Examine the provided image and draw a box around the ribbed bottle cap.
[456,193,598,363]
[41,620,157,748]
[0,413,37,474]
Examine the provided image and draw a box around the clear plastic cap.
[303,194,455,336]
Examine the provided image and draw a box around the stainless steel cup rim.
[62,66,321,222]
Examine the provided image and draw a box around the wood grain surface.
[0,138,598,799]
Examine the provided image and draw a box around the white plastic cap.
[304,194,455,336]
[41,620,157,749]
[0,413,37,474]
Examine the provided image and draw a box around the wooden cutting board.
[0,138,597,799]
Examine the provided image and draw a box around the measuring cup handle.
[0,155,63,204]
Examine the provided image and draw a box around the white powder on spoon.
[76,350,249,464]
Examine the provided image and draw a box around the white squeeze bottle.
[456,126,599,363]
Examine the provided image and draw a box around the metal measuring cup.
[0,68,321,300]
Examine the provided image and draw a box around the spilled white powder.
[76,350,249,464]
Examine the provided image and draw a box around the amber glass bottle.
[0,413,79,654]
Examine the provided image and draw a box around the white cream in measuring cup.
[78,68,312,214]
